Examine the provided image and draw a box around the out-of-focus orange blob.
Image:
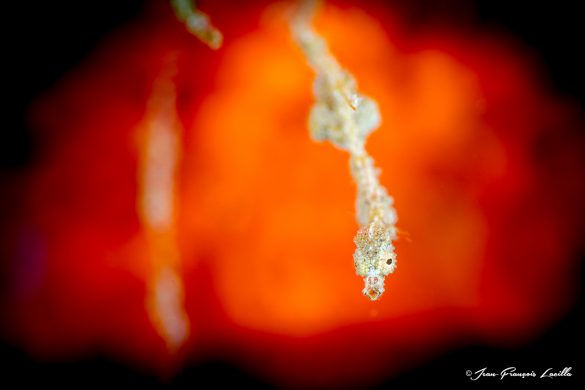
[4,1,584,387]
[197,5,497,335]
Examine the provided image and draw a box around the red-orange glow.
[3,1,584,387]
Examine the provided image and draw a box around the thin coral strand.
[137,58,189,351]
[171,0,223,50]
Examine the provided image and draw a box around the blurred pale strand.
[137,60,189,351]
[171,0,223,49]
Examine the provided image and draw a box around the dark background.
[1,0,583,387]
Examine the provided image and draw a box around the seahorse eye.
[386,258,393,265]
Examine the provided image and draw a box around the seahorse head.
[353,219,397,300]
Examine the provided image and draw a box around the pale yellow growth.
[137,60,189,351]
[171,0,223,49]
[292,1,398,301]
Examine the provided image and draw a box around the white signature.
[466,367,572,380]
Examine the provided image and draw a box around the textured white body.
[292,6,398,300]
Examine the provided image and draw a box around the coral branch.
[171,0,223,49]
[137,59,189,350]
[292,1,398,301]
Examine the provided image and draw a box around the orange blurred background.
[1,0,584,387]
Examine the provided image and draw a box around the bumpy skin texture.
[350,156,397,300]
[293,6,398,300]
